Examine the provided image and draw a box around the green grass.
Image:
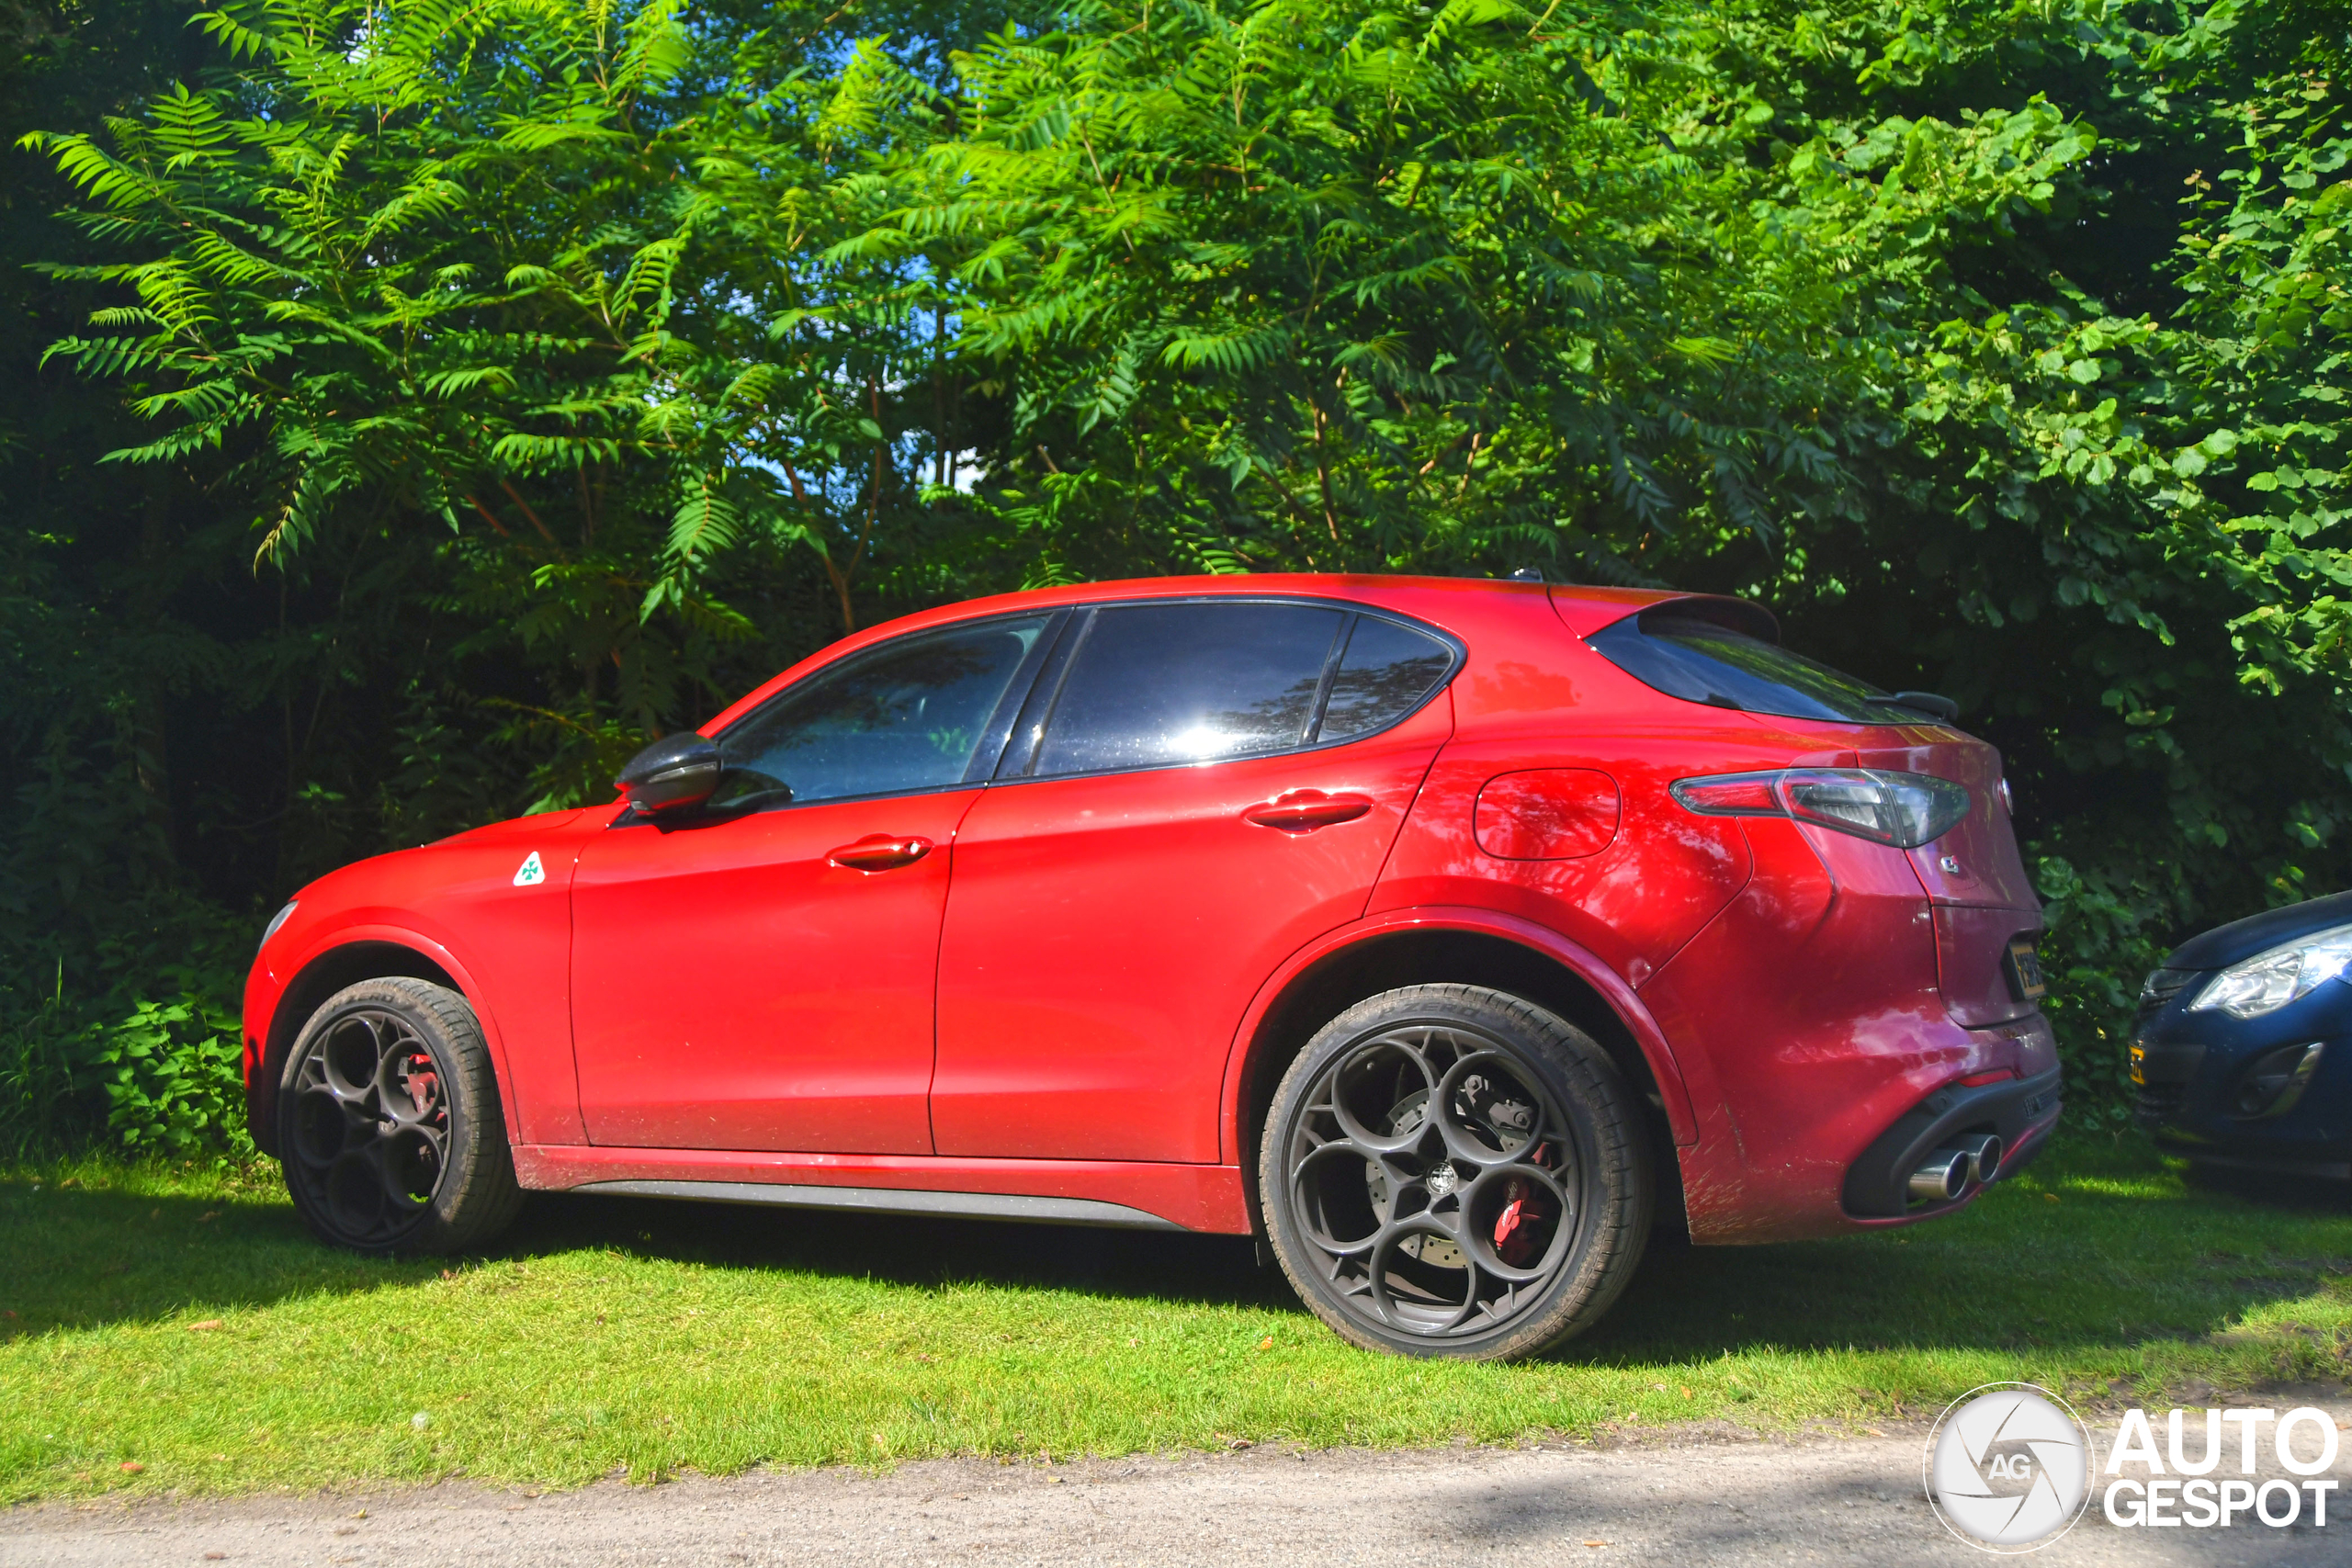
[3,1135,2348,1503]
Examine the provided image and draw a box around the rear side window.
[1320,616,1454,740]
[716,615,1050,806]
[1030,603,1343,777]
[1587,611,1917,725]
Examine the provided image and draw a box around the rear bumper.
[1841,1066,2064,1218]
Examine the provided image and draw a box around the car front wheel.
[277,977,524,1255]
[1260,984,1653,1360]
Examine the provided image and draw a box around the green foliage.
[0,894,254,1159]
[78,996,250,1160]
[6,0,2349,1149]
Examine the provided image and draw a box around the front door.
[570,612,1057,1152]
[931,600,1458,1163]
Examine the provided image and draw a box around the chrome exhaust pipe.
[1907,1149,1971,1202]
[1951,1133,2005,1186]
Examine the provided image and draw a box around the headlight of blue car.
[2189,922,2352,1019]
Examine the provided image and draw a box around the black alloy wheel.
[278,977,524,1255]
[1261,985,1653,1360]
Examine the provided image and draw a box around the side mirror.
[615,733,723,816]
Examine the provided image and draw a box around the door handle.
[827,834,934,873]
[1242,790,1374,833]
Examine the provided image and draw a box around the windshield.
[1587,612,1922,726]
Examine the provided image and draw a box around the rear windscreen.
[1586,612,1921,725]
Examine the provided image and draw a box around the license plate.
[2130,1042,2145,1086]
[2006,939,2048,1002]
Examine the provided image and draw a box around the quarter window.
[1317,616,1455,741]
[715,615,1051,807]
[1029,603,1345,777]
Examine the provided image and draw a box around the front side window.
[1587,611,1919,726]
[715,615,1051,807]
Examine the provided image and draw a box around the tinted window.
[1587,612,1917,725]
[716,615,1049,806]
[1030,603,1344,777]
[1317,616,1453,740]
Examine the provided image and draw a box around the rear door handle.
[1242,790,1374,833]
[828,834,933,872]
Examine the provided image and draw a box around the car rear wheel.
[1259,984,1653,1360]
[277,977,524,1255]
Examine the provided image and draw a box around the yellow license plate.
[2130,1043,2145,1086]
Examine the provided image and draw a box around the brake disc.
[1363,1089,1464,1269]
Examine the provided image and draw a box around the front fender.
[246,920,539,1154]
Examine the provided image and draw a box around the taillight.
[1669,768,1970,849]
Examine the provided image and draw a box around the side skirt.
[571,1179,1182,1231]
[509,1144,1252,1234]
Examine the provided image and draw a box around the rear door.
[929,600,1456,1163]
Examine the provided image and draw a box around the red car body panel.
[571,788,981,1153]
[930,696,1450,1164]
[242,572,2052,1243]
[1212,904,1705,1162]
[243,809,597,1149]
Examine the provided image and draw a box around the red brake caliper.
[1494,1177,1533,1265]
[406,1054,440,1117]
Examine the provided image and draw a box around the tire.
[277,977,525,1255]
[1259,984,1653,1361]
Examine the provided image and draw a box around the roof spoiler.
[1629,593,1781,645]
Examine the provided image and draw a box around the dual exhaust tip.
[1907,1134,2005,1203]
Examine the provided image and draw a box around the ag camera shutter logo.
[1925,1382,2094,1551]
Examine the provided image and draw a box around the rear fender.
[1218,906,1708,1169]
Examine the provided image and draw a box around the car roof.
[699,573,1728,736]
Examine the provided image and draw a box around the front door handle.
[828,834,933,873]
[1242,790,1374,833]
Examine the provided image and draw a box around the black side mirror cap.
[616,733,723,816]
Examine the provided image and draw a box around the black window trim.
[989,593,1464,788]
[645,594,1465,826]
[622,606,1071,824]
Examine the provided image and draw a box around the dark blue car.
[2133,890,2352,1179]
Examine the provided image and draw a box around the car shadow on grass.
[511,1187,1300,1310]
[502,1143,2352,1368]
[5,1137,2345,1365]
[0,1175,444,1342]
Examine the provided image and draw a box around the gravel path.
[6,1419,2348,1567]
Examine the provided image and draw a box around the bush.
[80,997,251,1161]
[2034,855,2177,1133]
[0,889,254,1162]
[0,990,250,1164]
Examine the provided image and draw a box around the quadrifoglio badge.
[1925,1384,2344,1552]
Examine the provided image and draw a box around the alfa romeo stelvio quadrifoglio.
[243,574,2059,1360]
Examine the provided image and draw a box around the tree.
[10,0,2348,1152]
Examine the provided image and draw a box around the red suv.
[243,575,2059,1360]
